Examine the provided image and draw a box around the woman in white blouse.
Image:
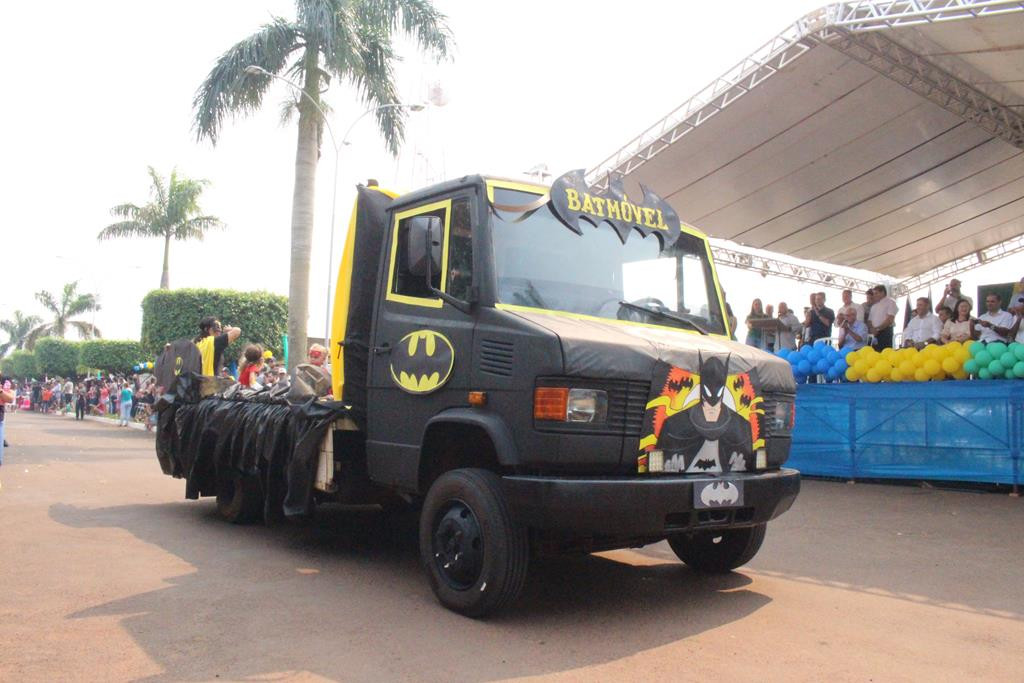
[941,299,976,343]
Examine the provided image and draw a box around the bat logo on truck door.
[389,330,455,394]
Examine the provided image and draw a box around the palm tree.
[192,0,451,369]
[28,282,101,348]
[98,167,222,289]
[0,311,42,357]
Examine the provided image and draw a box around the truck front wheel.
[419,469,528,617]
[668,523,766,573]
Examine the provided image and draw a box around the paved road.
[2,410,1024,681]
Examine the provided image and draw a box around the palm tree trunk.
[286,49,321,371]
[161,232,171,289]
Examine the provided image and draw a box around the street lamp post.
[243,65,424,352]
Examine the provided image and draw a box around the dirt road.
[2,410,1023,681]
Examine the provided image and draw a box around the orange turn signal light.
[534,387,568,421]
[468,391,487,407]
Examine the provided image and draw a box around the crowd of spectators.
[1,373,159,428]
[742,277,1024,355]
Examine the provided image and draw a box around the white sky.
[2,0,1020,345]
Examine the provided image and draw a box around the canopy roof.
[589,0,1024,283]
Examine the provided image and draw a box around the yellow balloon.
[923,359,941,377]
[898,360,915,376]
[866,369,881,383]
[873,362,891,380]
[956,349,971,363]
[881,347,896,361]
[854,360,871,375]
[890,368,904,382]
[941,357,959,374]
[914,368,930,382]
[845,367,860,382]
[953,370,969,380]
[946,341,962,352]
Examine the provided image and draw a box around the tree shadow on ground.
[51,500,770,681]
[640,480,1024,622]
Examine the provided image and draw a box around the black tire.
[216,470,264,524]
[668,523,767,573]
[419,468,528,618]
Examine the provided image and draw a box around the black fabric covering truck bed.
[156,374,349,518]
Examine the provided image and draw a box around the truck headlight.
[769,401,794,433]
[534,387,608,423]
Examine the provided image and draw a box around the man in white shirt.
[867,285,899,350]
[835,289,864,328]
[775,302,802,351]
[939,278,972,313]
[902,297,942,349]
[976,293,1015,343]
[62,378,74,415]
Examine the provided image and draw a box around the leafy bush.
[79,340,144,373]
[2,350,38,379]
[33,337,80,377]
[141,289,287,362]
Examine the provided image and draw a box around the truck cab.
[328,172,800,615]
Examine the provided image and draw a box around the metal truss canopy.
[821,25,1024,147]
[588,0,1024,287]
[711,241,884,293]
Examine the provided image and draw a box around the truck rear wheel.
[419,468,528,617]
[668,523,766,573]
[216,471,263,524]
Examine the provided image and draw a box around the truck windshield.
[491,187,726,335]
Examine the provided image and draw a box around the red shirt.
[239,364,259,387]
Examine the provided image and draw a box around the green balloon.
[1014,361,1024,378]
[963,359,979,375]
[979,368,992,380]
[989,360,1005,376]
[1014,344,1024,362]
[989,342,1008,358]
[969,342,982,357]
[975,350,993,366]
[1001,351,1017,368]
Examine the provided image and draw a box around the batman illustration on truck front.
[155,170,800,617]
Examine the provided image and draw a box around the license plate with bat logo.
[693,479,744,508]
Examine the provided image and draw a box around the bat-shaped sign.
[389,329,455,394]
[549,170,681,248]
[697,481,742,508]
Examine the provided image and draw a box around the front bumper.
[502,468,800,537]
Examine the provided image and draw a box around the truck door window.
[447,198,473,301]
[387,200,451,307]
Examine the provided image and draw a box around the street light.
[244,65,424,348]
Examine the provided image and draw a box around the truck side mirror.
[406,215,442,280]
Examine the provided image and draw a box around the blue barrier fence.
[788,380,1024,485]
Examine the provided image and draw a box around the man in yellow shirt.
[194,316,242,376]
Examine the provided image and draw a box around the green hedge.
[141,289,287,362]
[2,350,38,379]
[80,340,144,373]
[34,337,80,377]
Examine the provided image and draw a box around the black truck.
[155,170,799,617]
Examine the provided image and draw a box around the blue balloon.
[789,355,800,366]
[133,365,140,372]
[797,360,811,374]
[815,360,829,373]
[840,347,852,358]
[776,348,790,359]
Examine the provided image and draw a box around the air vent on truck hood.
[480,338,514,376]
